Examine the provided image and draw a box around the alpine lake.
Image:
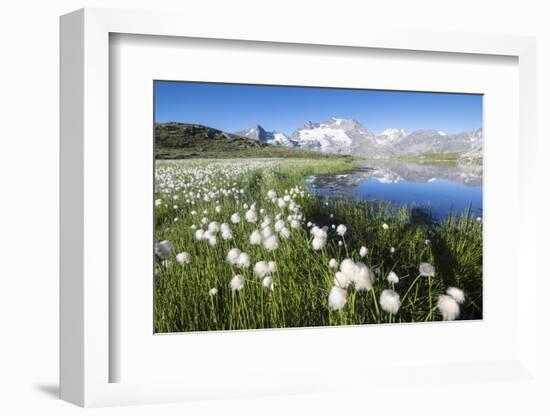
[307,159,482,220]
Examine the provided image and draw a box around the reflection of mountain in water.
[310,160,482,193]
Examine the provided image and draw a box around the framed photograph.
[60,8,538,408]
[152,81,483,333]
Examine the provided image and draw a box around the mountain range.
[237,117,482,159]
[154,122,341,159]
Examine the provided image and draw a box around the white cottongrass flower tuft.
[262,275,274,290]
[379,289,401,314]
[382,223,389,230]
[328,286,348,310]
[195,229,205,241]
[390,247,395,254]
[245,209,258,223]
[446,287,465,304]
[438,295,460,320]
[290,220,300,229]
[175,251,191,265]
[221,229,233,240]
[311,226,328,250]
[208,235,218,246]
[236,252,250,268]
[334,271,351,289]
[386,271,399,284]
[209,287,218,296]
[208,221,220,233]
[267,189,277,199]
[279,227,291,239]
[263,235,280,251]
[254,261,270,278]
[261,226,273,239]
[336,224,347,236]
[329,258,339,270]
[155,240,172,259]
[229,275,245,291]
[312,237,326,250]
[215,205,222,213]
[274,219,285,232]
[419,262,435,277]
[353,262,373,291]
[230,212,240,223]
[268,261,277,273]
[311,226,327,239]
[359,246,368,258]
[249,230,262,245]
[337,259,373,291]
[226,248,242,265]
[425,239,431,246]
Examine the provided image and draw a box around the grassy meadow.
[154,157,482,333]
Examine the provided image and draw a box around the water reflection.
[308,159,483,219]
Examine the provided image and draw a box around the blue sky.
[154,81,482,136]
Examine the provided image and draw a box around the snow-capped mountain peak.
[291,117,374,154]
[322,117,365,131]
[381,128,405,136]
[235,125,297,147]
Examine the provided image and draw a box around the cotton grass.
[175,251,191,265]
[437,295,460,320]
[419,262,435,277]
[254,261,270,278]
[328,286,348,310]
[263,235,280,251]
[154,158,482,332]
[446,287,465,304]
[336,224,347,236]
[386,271,399,284]
[379,289,401,314]
[230,275,245,291]
[226,248,241,265]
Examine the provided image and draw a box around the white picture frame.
[60,7,538,408]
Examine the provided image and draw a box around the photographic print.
[154,81,482,333]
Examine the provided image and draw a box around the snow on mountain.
[235,125,297,147]
[237,118,482,159]
[376,128,408,145]
[291,117,375,154]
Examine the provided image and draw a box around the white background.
[0,0,548,415]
